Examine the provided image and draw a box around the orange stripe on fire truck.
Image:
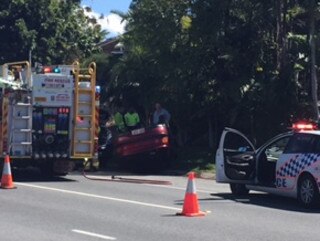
[2,97,9,154]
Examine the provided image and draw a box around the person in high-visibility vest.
[124,107,140,131]
[114,107,127,133]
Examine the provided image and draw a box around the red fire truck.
[0,61,99,175]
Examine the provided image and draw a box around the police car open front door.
[216,128,256,183]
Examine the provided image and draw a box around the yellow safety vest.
[114,112,126,131]
[124,112,140,127]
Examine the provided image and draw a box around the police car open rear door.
[216,128,256,183]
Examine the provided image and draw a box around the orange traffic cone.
[177,172,205,217]
[1,155,16,189]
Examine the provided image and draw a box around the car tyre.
[230,183,249,196]
[298,174,320,208]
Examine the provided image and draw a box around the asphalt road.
[1,168,320,241]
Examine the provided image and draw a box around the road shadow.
[82,157,191,177]
[208,192,320,213]
[12,167,77,183]
[161,214,181,218]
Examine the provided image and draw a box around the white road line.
[72,229,116,240]
[16,182,181,211]
[145,184,214,194]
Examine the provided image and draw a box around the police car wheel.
[230,183,249,196]
[298,175,319,208]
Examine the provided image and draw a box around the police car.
[216,123,320,208]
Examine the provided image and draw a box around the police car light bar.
[292,122,317,131]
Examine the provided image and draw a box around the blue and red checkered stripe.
[277,153,320,178]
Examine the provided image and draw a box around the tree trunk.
[310,2,319,119]
[208,115,214,148]
[276,0,282,70]
[276,0,288,71]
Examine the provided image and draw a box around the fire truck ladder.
[72,62,96,158]
[9,96,32,157]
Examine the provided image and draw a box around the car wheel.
[298,175,320,208]
[230,183,249,196]
[157,149,172,170]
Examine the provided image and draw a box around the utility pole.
[310,0,319,120]
[29,49,32,67]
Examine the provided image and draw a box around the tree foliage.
[0,0,106,64]
[108,0,320,147]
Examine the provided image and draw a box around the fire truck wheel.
[40,162,54,177]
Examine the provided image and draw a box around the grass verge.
[171,146,215,178]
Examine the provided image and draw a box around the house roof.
[98,38,121,54]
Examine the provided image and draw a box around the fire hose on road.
[82,160,173,185]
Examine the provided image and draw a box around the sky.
[81,0,132,37]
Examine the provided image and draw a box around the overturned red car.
[113,124,172,170]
